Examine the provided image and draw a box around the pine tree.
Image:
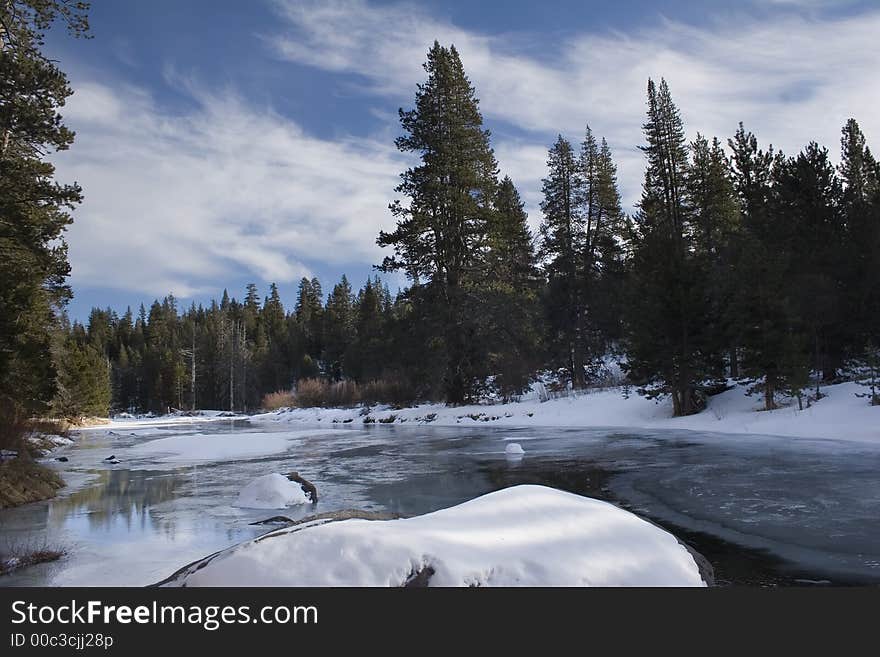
[377,42,499,403]
[539,135,586,386]
[687,134,740,377]
[625,79,710,417]
[485,176,541,398]
[727,125,798,410]
[322,275,355,380]
[54,339,111,419]
[347,278,387,382]
[839,118,880,403]
[0,1,89,416]
[589,138,628,346]
[778,142,845,392]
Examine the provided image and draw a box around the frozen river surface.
[1,419,879,586]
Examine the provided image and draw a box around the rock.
[0,449,18,462]
[103,455,117,461]
[286,471,318,503]
[505,443,525,457]
[56,457,69,462]
[249,515,295,526]
[403,565,435,587]
[154,508,403,587]
[249,509,401,528]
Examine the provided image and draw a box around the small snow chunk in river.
[236,473,309,509]
[505,442,525,456]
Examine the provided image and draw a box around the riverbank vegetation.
[69,43,880,418]
[3,2,878,423]
[0,543,65,576]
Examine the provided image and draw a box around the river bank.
[252,380,880,445]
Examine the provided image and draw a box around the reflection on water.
[1,419,879,586]
[48,469,185,538]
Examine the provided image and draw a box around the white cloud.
[56,0,880,299]
[271,0,880,212]
[56,78,406,297]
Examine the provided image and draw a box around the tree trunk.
[764,376,777,411]
[729,347,739,378]
[671,388,682,417]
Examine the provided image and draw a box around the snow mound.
[236,473,309,509]
[167,485,705,587]
[505,442,525,456]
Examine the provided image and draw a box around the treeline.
[69,277,419,413]
[23,38,880,419]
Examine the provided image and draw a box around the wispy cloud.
[57,0,880,300]
[56,77,406,297]
[272,0,880,211]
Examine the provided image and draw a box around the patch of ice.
[127,430,340,465]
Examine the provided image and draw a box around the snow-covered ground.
[77,410,250,432]
[164,485,706,587]
[253,381,879,444]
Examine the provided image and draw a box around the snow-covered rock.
[236,473,310,509]
[165,485,706,587]
[505,442,525,456]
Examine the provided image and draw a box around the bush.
[0,399,28,453]
[261,390,296,411]
[360,378,417,408]
[289,377,419,409]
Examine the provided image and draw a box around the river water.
[1,419,879,586]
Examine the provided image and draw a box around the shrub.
[289,377,419,409]
[292,378,360,408]
[360,378,418,408]
[261,390,296,411]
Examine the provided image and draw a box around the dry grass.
[0,542,65,576]
[0,458,65,509]
[261,390,297,411]
[286,378,418,409]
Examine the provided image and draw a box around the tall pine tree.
[377,42,498,403]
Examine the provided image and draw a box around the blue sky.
[44,0,880,321]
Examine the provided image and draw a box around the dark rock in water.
[249,516,294,526]
[56,456,69,462]
[286,471,318,503]
[403,565,435,587]
[248,508,402,528]
[681,541,715,586]
[103,455,116,461]
[0,449,19,462]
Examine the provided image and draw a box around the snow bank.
[236,474,309,509]
[253,381,880,444]
[165,485,705,587]
[76,411,250,432]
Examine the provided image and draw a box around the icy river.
[1,419,879,586]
